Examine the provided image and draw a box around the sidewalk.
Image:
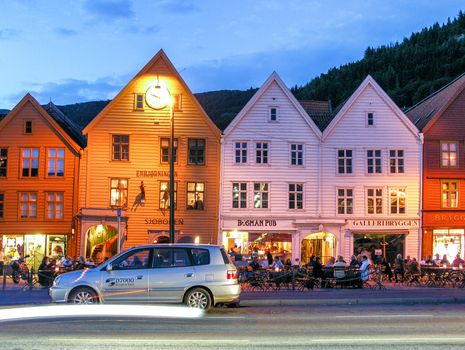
[1,280,465,307]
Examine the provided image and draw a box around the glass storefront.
[433,229,464,262]
[85,224,117,263]
[353,233,405,265]
[301,232,337,265]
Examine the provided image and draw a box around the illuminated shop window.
[390,188,406,214]
[159,181,177,209]
[441,180,459,208]
[367,188,383,214]
[110,179,128,208]
[187,182,204,210]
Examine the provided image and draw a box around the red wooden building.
[407,73,465,261]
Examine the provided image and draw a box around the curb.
[240,297,465,307]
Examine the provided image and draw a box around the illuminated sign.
[349,219,419,228]
[145,218,184,225]
[136,170,177,178]
[237,219,277,227]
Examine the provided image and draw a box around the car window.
[153,248,192,268]
[191,248,210,266]
[220,248,232,264]
[112,249,151,270]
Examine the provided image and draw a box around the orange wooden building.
[78,50,221,260]
[407,73,465,261]
[0,94,84,267]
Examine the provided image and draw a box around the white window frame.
[288,183,304,210]
[255,142,269,165]
[234,142,248,164]
[389,188,406,215]
[337,188,354,215]
[253,182,269,209]
[389,149,405,174]
[269,107,279,122]
[367,149,382,174]
[290,143,304,166]
[366,187,383,215]
[337,149,353,174]
[441,141,458,168]
[232,182,247,209]
[366,111,375,127]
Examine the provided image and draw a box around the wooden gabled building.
[78,50,221,260]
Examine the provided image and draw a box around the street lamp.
[146,81,175,243]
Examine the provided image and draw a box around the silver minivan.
[50,244,240,310]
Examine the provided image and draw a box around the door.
[148,248,195,302]
[100,248,152,303]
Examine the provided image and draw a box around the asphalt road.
[1,304,465,349]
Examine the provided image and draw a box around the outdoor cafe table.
[420,266,465,287]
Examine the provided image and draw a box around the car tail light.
[227,269,238,280]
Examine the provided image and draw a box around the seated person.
[271,256,284,271]
[333,256,347,279]
[130,256,143,268]
[452,254,465,267]
[248,257,260,271]
[359,256,370,282]
[38,257,54,287]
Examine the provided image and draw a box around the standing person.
[266,250,273,266]
[394,254,405,283]
[312,257,324,279]
[381,258,394,282]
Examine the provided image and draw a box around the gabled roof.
[322,75,419,141]
[405,73,465,132]
[82,49,220,139]
[223,72,322,138]
[298,100,334,132]
[43,101,86,147]
[0,94,82,152]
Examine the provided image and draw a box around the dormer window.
[269,107,278,122]
[367,112,374,126]
[24,120,33,134]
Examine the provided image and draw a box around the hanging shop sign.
[348,219,419,228]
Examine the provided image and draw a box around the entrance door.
[301,232,337,265]
[100,248,152,303]
[147,247,195,303]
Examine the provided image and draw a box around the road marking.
[50,338,250,343]
[334,314,433,318]
[312,337,465,343]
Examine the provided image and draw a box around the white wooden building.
[219,72,322,265]
[319,76,422,264]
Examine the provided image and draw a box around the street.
[0,304,465,349]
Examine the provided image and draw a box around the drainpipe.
[217,136,225,247]
[419,133,424,260]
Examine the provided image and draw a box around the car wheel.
[184,288,211,310]
[68,287,99,304]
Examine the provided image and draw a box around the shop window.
[433,229,464,264]
[337,149,352,174]
[337,188,353,214]
[160,138,178,163]
[232,182,247,209]
[353,234,405,267]
[134,93,144,110]
[389,150,404,174]
[367,188,383,214]
[110,179,128,208]
[256,142,268,164]
[48,235,67,258]
[159,181,177,210]
[46,192,64,219]
[112,135,129,161]
[290,143,303,166]
[389,188,406,214]
[253,183,269,209]
[441,141,458,167]
[47,148,65,177]
[24,120,33,134]
[187,182,205,210]
[0,148,7,177]
[269,107,278,122]
[441,180,459,208]
[235,142,247,164]
[188,139,205,165]
[367,150,382,174]
[19,192,37,219]
[21,148,39,177]
[0,192,4,219]
[289,183,303,209]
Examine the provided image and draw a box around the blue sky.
[0,0,463,109]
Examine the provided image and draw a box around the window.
[367,188,383,214]
[47,148,65,177]
[253,183,269,209]
[46,192,64,219]
[110,179,128,208]
[338,149,353,174]
[290,143,303,166]
[269,107,278,121]
[160,138,178,163]
[256,142,268,164]
[235,142,247,164]
[191,248,210,266]
[338,188,353,214]
[232,182,247,209]
[441,180,459,208]
[134,93,144,110]
[188,139,205,165]
[159,181,177,210]
[173,94,182,112]
[0,148,7,177]
[0,192,4,219]
[24,120,33,134]
[390,188,406,214]
[367,150,382,174]
[390,150,404,174]
[367,112,374,126]
[187,182,205,210]
[113,248,151,270]
[112,135,129,161]
[289,183,303,209]
[153,248,192,268]
[21,148,39,177]
[19,192,37,219]
[441,142,458,167]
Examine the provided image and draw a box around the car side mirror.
[106,264,113,272]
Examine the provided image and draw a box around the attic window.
[24,120,33,134]
[367,112,374,126]
[134,93,144,110]
[269,107,278,122]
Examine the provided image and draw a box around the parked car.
[50,244,240,310]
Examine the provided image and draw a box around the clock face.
[145,84,171,110]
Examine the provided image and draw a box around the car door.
[147,247,195,302]
[100,248,152,303]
